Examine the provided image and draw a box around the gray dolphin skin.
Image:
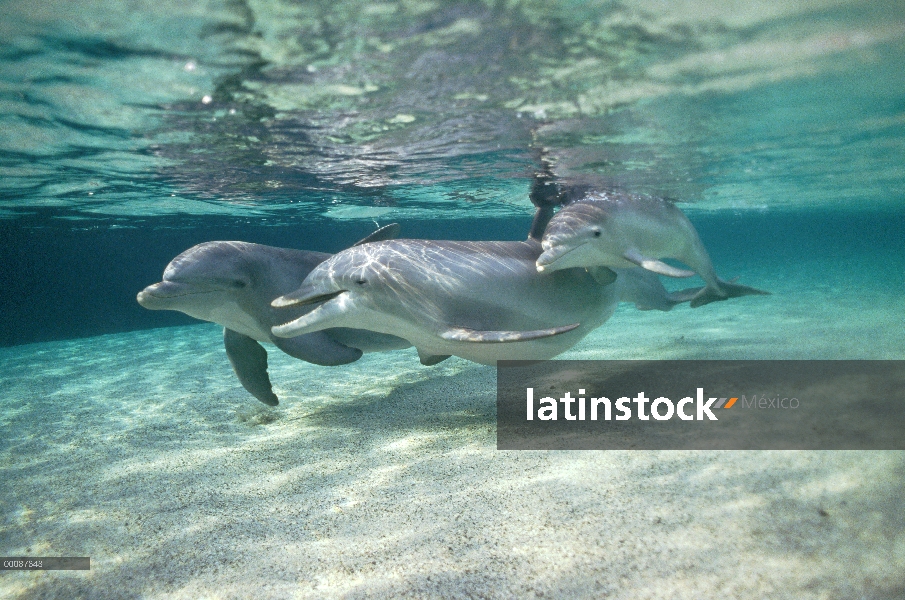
[137,224,410,405]
[535,192,769,307]
[271,239,695,366]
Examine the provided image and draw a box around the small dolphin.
[137,225,410,405]
[535,192,769,307]
[270,239,695,366]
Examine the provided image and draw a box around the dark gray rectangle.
[497,360,905,450]
[1,557,90,570]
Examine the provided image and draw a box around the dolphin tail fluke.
[223,328,279,406]
[440,322,580,343]
[690,279,771,308]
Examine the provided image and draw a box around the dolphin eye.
[593,229,602,237]
[356,279,367,285]
[232,279,247,288]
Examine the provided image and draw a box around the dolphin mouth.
[140,281,215,298]
[272,289,346,308]
[272,293,349,338]
[137,281,216,308]
[536,241,586,272]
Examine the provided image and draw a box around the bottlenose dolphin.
[137,225,410,405]
[535,192,769,307]
[271,239,697,366]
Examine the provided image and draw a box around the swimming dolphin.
[270,239,697,366]
[137,225,410,405]
[535,191,769,307]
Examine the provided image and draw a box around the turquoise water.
[2,1,904,597]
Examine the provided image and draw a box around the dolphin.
[535,191,769,307]
[270,239,697,366]
[137,225,411,405]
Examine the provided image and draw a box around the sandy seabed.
[2,279,904,599]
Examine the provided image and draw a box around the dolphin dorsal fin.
[353,223,400,247]
[439,323,580,343]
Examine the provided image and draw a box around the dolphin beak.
[136,288,155,308]
[536,241,583,272]
[272,293,349,338]
[137,281,186,309]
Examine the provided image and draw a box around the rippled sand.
[2,277,903,598]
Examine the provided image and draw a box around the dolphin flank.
[271,238,699,365]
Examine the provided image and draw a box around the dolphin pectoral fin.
[440,322,580,343]
[272,333,363,366]
[417,348,451,366]
[623,249,696,278]
[353,223,400,246]
[689,279,771,308]
[223,328,279,406]
[587,266,618,285]
[635,259,694,278]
